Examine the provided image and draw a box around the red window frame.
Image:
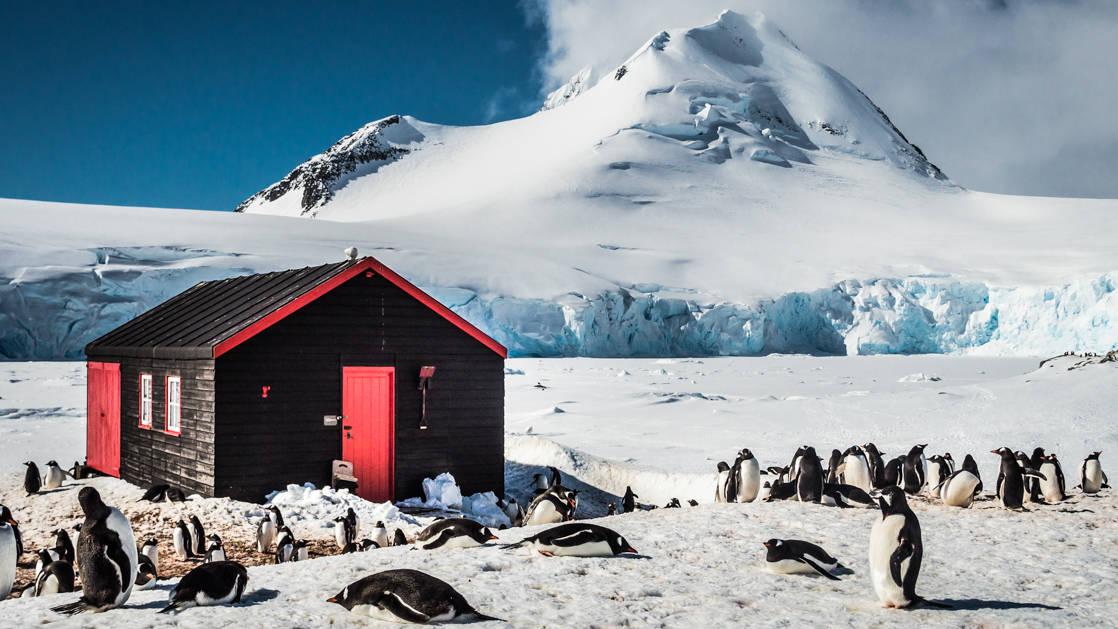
[138,373,153,429]
[164,375,182,436]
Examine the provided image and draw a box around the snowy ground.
[1,355,1116,627]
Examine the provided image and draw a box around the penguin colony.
[0,449,1110,619]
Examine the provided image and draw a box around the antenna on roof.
[344,247,358,261]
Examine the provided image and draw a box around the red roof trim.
[213,258,507,359]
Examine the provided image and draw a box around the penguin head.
[0,505,16,526]
[144,538,157,547]
[481,527,498,542]
[77,487,110,520]
[762,538,781,548]
[375,520,386,529]
[740,448,755,460]
[611,534,638,555]
[326,585,355,609]
[1086,451,1102,460]
[877,486,909,514]
[46,460,58,467]
[716,461,730,472]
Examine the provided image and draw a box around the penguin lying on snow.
[1080,452,1109,494]
[762,539,851,580]
[140,483,170,502]
[503,522,638,557]
[160,561,248,615]
[938,469,982,508]
[962,454,984,493]
[0,515,16,600]
[821,483,875,508]
[869,486,950,609]
[416,518,498,550]
[524,486,578,525]
[328,569,502,624]
[52,487,137,615]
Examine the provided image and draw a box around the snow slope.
[2,11,1117,360]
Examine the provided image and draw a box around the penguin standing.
[173,519,195,560]
[795,446,824,503]
[500,498,524,527]
[1080,452,1109,494]
[189,515,206,557]
[942,452,956,474]
[825,449,843,485]
[842,446,873,493]
[863,443,887,489]
[35,560,76,596]
[883,456,905,488]
[393,528,409,547]
[787,446,808,484]
[736,449,761,503]
[160,561,248,615]
[69,461,86,480]
[205,534,226,563]
[530,473,549,496]
[762,539,851,580]
[925,455,949,496]
[51,487,137,615]
[1026,448,1047,503]
[992,447,1046,510]
[53,528,75,565]
[274,527,294,563]
[334,507,358,550]
[416,518,498,550]
[902,444,928,495]
[35,548,60,577]
[1038,454,1067,503]
[962,454,984,493]
[868,486,943,609]
[371,521,389,548]
[43,461,67,490]
[139,538,159,578]
[622,486,638,513]
[328,569,502,623]
[715,461,731,503]
[938,469,982,508]
[24,461,42,495]
[502,522,637,557]
[0,506,21,557]
[0,516,16,600]
[292,539,309,562]
[256,505,283,552]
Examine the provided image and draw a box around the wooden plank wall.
[115,357,217,496]
[214,273,504,503]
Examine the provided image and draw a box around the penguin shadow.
[237,588,281,607]
[932,599,1062,612]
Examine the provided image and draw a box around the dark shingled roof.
[85,258,507,360]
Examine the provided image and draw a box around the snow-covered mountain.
[2,11,1116,360]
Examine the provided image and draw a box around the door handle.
[343,425,352,430]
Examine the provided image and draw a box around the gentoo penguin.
[44,460,67,490]
[35,548,61,577]
[135,553,158,590]
[715,461,732,503]
[166,487,186,502]
[417,518,498,550]
[863,443,887,489]
[942,452,956,474]
[787,446,808,484]
[622,486,638,513]
[503,522,637,557]
[664,498,682,509]
[334,507,358,549]
[274,527,294,563]
[160,561,248,615]
[606,503,617,516]
[500,498,524,527]
[256,505,283,552]
[328,569,502,623]
[938,469,982,508]
[821,483,875,508]
[173,519,195,560]
[687,499,699,507]
[763,479,797,502]
[842,446,873,493]
[548,466,562,488]
[0,517,16,600]
[883,456,905,488]
[868,486,943,609]
[189,515,206,557]
[292,539,309,562]
[826,449,843,485]
[1024,447,1046,502]
[762,539,850,580]
[371,520,389,548]
[139,538,158,571]
[530,473,549,495]
[35,559,76,596]
[51,487,137,615]
[1080,452,1109,494]
[359,539,379,551]
[24,461,42,495]
[1039,453,1067,503]
[53,528,75,565]
[962,454,984,493]
[992,447,1046,510]
[205,534,226,563]
[902,445,928,495]
[736,449,761,503]
[525,486,577,525]
[925,455,949,496]
[139,483,170,502]
[795,446,824,503]
[0,505,21,556]
[69,460,86,480]
[393,528,409,547]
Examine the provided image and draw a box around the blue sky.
[0,1,546,210]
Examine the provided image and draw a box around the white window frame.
[165,376,182,435]
[139,373,153,428]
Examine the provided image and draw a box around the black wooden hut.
[84,257,506,503]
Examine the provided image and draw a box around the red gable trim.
[212,258,507,359]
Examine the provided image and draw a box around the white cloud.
[526,0,1118,197]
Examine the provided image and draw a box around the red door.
[86,361,121,477]
[342,367,395,502]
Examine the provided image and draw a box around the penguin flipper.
[548,529,602,548]
[378,591,431,624]
[421,529,454,550]
[889,540,915,590]
[799,557,840,581]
